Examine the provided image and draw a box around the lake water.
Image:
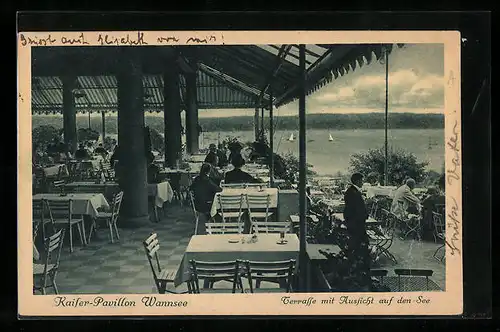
[110,129,445,176]
[201,129,445,176]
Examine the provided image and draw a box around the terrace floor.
[34,203,446,295]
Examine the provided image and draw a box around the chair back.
[111,191,124,221]
[245,183,265,189]
[432,211,445,236]
[253,221,290,234]
[218,193,244,223]
[221,183,246,189]
[246,193,271,222]
[33,199,52,238]
[244,259,296,293]
[39,228,65,280]
[46,199,73,224]
[143,233,163,293]
[188,259,241,294]
[50,180,66,194]
[205,221,242,234]
[56,165,66,180]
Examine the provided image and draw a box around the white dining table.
[210,187,279,217]
[173,233,299,286]
[32,193,110,218]
[147,181,174,207]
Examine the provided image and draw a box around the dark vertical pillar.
[62,75,77,154]
[269,93,274,187]
[254,107,260,141]
[384,46,389,186]
[116,49,149,227]
[298,44,307,292]
[163,66,182,168]
[101,111,106,140]
[185,73,199,154]
[260,107,265,139]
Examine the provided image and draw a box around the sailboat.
[328,133,334,142]
[288,133,295,142]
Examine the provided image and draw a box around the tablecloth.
[147,181,174,207]
[210,188,279,217]
[364,186,397,198]
[174,233,299,286]
[42,164,69,177]
[32,193,110,218]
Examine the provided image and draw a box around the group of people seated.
[189,142,265,233]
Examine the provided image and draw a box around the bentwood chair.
[45,199,86,253]
[366,209,398,264]
[188,191,200,235]
[33,229,65,295]
[432,211,446,262]
[143,233,186,294]
[33,198,54,241]
[243,259,296,293]
[188,259,244,293]
[88,191,123,244]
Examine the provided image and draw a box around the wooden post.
[298,44,307,292]
[384,46,389,185]
[269,92,274,187]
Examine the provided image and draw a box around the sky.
[63,43,444,120]
[196,43,444,118]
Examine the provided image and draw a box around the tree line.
[32,112,444,134]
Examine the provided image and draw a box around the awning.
[31,44,403,114]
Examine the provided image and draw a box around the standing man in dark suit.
[343,172,371,290]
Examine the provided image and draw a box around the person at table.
[227,141,243,164]
[205,144,219,165]
[217,143,229,168]
[190,163,222,235]
[420,186,444,240]
[110,145,120,168]
[147,152,161,184]
[204,154,223,185]
[343,172,371,290]
[94,143,108,158]
[224,154,261,184]
[391,178,421,219]
[74,143,90,160]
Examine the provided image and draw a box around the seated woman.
[224,154,261,184]
[204,150,223,185]
[190,163,223,234]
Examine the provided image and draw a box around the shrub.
[77,128,100,141]
[149,128,165,154]
[32,125,60,149]
[349,146,428,185]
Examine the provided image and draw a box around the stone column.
[185,73,199,154]
[116,49,150,227]
[163,66,182,168]
[62,75,77,154]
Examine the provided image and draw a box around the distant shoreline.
[33,113,445,133]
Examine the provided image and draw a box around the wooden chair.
[188,191,200,235]
[45,199,86,253]
[217,193,245,232]
[366,209,398,264]
[188,259,243,293]
[243,259,296,293]
[432,211,446,262]
[33,198,54,241]
[88,191,123,244]
[143,233,185,294]
[33,229,65,295]
[246,193,275,233]
[100,160,115,181]
[176,173,193,208]
[49,180,66,194]
[206,221,242,234]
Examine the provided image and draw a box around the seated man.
[390,178,421,219]
[94,143,108,157]
[205,144,218,165]
[74,144,90,160]
[224,154,260,184]
[147,152,161,184]
[190,163,223,234]
[204,148,223,185]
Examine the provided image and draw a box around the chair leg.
[68,225,74,253]
[80,218,87,245]
[113,221,120,240]
[76,223,85,246]
[108,220,114,243]
[52,274,59,295]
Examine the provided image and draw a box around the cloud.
[311,69,444,109]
